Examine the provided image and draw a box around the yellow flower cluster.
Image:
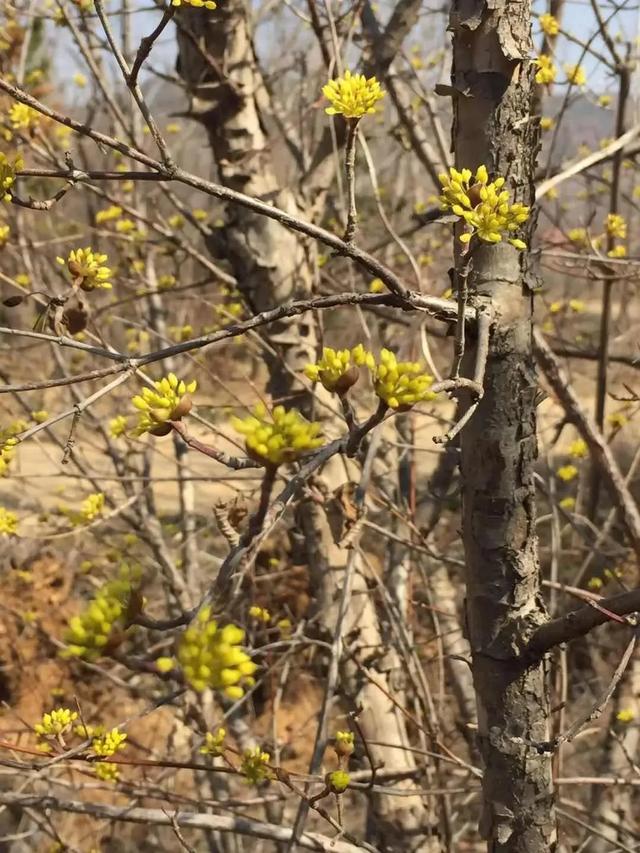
[61,492,105,526]
[322,70,385,118]
[327,769,350,793]
[568,438,587,459]
[372,348,436,410]
[616,709,635,723]
[0,435,18,476]
[565,64,586,86]
[109,415,128,438]
[240,746,271,785]
[171,0,216,8]
[605,213,626,239]
[176,606,258,698]
[539,13,559,35]
[62,565,141,660]
[94,762,119,782]
[608,245,626,258]
[91,727,127,757]
[438,165,529,248]
[248,605,271,623]
[0,222,9,245]
[334,730,355,757]
[0,152,23,202]
[131,373,197,437]
[95,205,122,225]
[34,708,78,738]
[0,506,18,536]
[200,727,226,756]
[304,344,374,393]
[557,464,578,482]
[9,103,39,130]
[534,55,557,85]
[231,403,323,466]
[57,247,113,291]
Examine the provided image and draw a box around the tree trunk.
[450,1,556,850]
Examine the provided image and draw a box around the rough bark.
[450,1,556,850]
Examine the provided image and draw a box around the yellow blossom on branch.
[0,507,18,535]
[241,746,272,785]
[231,403,323,466]
[0,223,9,245]
[248,605,271,623]
[200,728,226,756]
[34,708,78,738]
[109,415,128,438]
[57,247,113,290]
[568,439,588,458]
[370,349,436,410]
[608,245,626,258]
[327,769,350,793]
[9,103,39,130]
[564,64,586,86]
[322,70,385,118]
[438,165,529,248]
[605,213,626,239]
[95,205,122,225]
[94,762,119,782]
[539,13,559,35]
[171,0,216,8]
[176,606,258,698]
[557,464,579,482]
[304,345,373,394]
[91,727,127,757]
[534,55,557,85]
[131,373,197,437]
[540,116,555,131]
[62,565,141,660]
[616,709,635,723]
[0,152,23,202]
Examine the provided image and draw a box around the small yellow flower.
[165,122,182,134]
[177,606,257,698]
[567,228,588,246]
[607,245,626,258]
[304,345,373,394]
[156,657,175,673]
[616,708,635,723]
[109,415,128,438]
[9,103,39,130]
[168,214,185,230]
[31,410,49,424]
[62,564,141,661]
[322,70,385,118]
[539,13,559,35]
[57,247,112,290]
[92,727,127,757]
[231,403,323,466]
[559,496,575,510]
[587,576,603,591]
[534,55,557,85]
[369,277,384,293]
[192,208,208,221]
[568,439,587,458]
[34,708,78,737]
[95,205,122,225]
[327,769,350,793]
[76,492,105,523]
[0,223,9,245]
[0,507,18,536]
[200,728,226,756]
[549,301,564,314]
[158,274,177,290]
[540,116,555,131]
[0,151,23,202]
[438,165,529,248]
[598,94,612,107]
[248,605,271,623]
[73,72,87,88]
[607,411,627,429]
[171,0,216,8]
[564,64,586,86]
[370,348,436,410]
[569,299,585,313]
[605,213,626,239]
[131,373,197,437]
[277,618,292,637]
[240,746,271,785]
[334,730,355,757]
[557,464,579,482]
[94,762,119,782]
